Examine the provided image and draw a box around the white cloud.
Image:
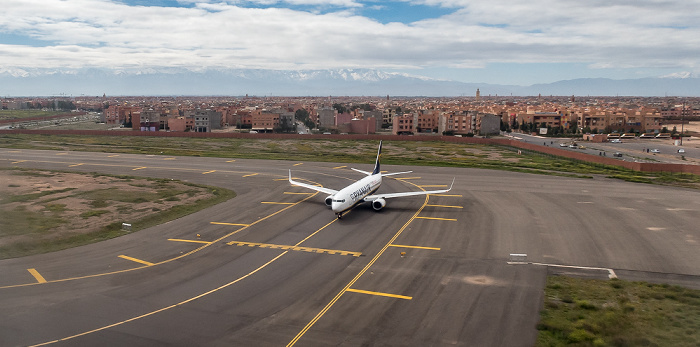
[1,0,699,77]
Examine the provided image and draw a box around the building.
[392,114,415,135]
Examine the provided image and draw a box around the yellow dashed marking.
[333,166,347,169]
[346,288,412,300]
[389,244,441,251]
[226,159,236,163]
[27,268,47,284]
[107,154,120,157]
[202,170,216,175]
[415,216,457,222]
[227,241,361,257]
[210,222,249,227]
[163,157,176,160]
[426,204,463,209]
[293,163,304,166]
[132,167,147,171]
[243,173,259,177]
[11,160,26,164]
[168,238,212,245]
[118,255,154,266]
[68,163,84,167]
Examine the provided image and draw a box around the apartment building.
[392,114,414,135]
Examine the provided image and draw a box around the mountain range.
[1,68,699,97]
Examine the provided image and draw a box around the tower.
[476,88,481,102]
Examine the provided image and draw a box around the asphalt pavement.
[1,148,699,346]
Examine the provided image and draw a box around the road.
[506,132,700,165]
[1,148,699,346]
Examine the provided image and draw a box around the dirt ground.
[0,169,213,249]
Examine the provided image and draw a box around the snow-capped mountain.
[1,68,700,97]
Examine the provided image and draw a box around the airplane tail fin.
[372,141,382,175]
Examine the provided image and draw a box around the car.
[678,148,685,154]
[610,139,621,143]
[559,143,568,147]
[568,144,578,148]
[613,152,623,157]
[650,149,660,153]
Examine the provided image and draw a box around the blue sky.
[1,0,699,86]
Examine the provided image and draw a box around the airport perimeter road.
[1,149,700,346]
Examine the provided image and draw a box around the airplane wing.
[288,170,338,195]
[364,178,455,201]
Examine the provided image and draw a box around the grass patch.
[1,188,76,204]
[537,276,700,347]
[1,135,698,187]
[0,168,236,259]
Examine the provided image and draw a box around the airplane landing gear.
[336,213,342,219]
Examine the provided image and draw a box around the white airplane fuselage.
[331,174,382,213]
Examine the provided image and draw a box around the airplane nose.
[331,201,340,212]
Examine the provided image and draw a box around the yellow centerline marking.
[346,288,412,300]
[288,181,432,346]
[27,269,47,284]
[118,255,154,266]
[332,165,347,169]
[11,160,26,164]
[415,216,457,221]
[202,170,216,175]
[68,163,84,167]
[163,157,176,160]
[56,153,67,155]
[107,154,120,157]
[1,169,322,291]
[293,163,304,166]
[132,167,147,171]
[29,194,330,347]
[426,204,463,209]
[389,244,441,251]
[242,173,258,177]
[226,159,236,162]
[227,241,361,257]
[167,238,212,245]
[210,222,250,227]
[261,201,295,205]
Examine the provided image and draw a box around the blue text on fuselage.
[350,184,371,201]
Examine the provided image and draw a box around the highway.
[1,148,700,346]
[506,132,700,165]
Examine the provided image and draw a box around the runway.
[1,148,699,346]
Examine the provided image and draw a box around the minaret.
[476,88,481,102]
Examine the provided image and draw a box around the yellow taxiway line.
[202,170,216,175]
[415,216,457,221]
[389,244,441,251]
[27,268,47,284]
[167,239,212,245]
[242,173,258,177]
[346,288,412,300]
[426,204,463,209]
[118,255,154,266]
[210,222,250,227]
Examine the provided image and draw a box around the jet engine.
[371,198,386,211]
[325,196,333,208]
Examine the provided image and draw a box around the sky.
[1,0,699,86]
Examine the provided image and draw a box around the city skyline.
[2,0,700,87]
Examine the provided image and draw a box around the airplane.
[289,141,455,218]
